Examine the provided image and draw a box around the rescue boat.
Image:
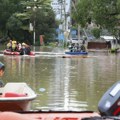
[3,50,35,56]
[65,51,88,55]
[0,111,100,120]
[0,81,120,119]
[0,82,37,111]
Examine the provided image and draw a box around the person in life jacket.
[20,43,31,55]
[12,40,18,51]
[6,40,12,51]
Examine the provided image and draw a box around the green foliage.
[92,0,119,29]
[30,7,56,45]
[7,14,23,30]
[0,0,56,45]
[110,48,119,53]
[92,0,120,39]
[72,0,92,27]
[6,13,31,43]
[0,0,23,36]
[91,28,101,39]
[72,0,120,38]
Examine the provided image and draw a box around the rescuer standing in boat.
[0,62,5,87]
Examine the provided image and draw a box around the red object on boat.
[3,50,20,55]
[29,51,35,56]
[3,50,35,56]
[3,92,27,97]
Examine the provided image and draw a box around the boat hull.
[0,111,119,120]
[65,51,88,55]
[20,111,100,120]
[62,55,89,58]
[0,100,30,111]
[3,50,35,56]
[4,50,20,55]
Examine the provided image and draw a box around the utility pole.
[27,0,37,46]
[59,0,66,46]
[71,0,80,41]
[58,0,70,46]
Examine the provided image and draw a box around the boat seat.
[3,92,27,97]
[2,83,29,95]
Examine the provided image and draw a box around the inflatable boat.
[0,81,120,119]
[3,50,35,56]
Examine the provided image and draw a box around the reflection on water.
[0,48,120,112]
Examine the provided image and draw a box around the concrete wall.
[87,42,109,49]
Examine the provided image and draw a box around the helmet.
[0,62,5,70]
[22,43,26,46]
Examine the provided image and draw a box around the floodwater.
[0,47,120,112]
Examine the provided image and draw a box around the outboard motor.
[98,81,120,116]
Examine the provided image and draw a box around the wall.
[87,42,110,49]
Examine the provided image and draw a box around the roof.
[100,36,116,41]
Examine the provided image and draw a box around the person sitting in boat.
[69,43,76,52]
[6,40,12,51]
[20,43,26,55]
[68,43,73,52]
[0,62,5,87]
[16,42,22,52]
[25,44,31,55]
[12,40,18,51]
[80,44,86,52]
[76,43,81,52]
[20,43,31,55]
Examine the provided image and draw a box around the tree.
[18,0,56,45]
[0,0,24,40]
[72,0,120,38]
[91,0,120,49]
[32,8,56,45]
[71,0,93,42]
[6,13,32,43]
[92,0,119,30]
[72,0,92,28]
[0,0,56,45]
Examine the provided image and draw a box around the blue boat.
[65,51,88,55]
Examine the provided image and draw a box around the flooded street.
[0,47,120,112]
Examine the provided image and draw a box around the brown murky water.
[0,47,120,112]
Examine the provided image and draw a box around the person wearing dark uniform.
[0,62,5,87]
